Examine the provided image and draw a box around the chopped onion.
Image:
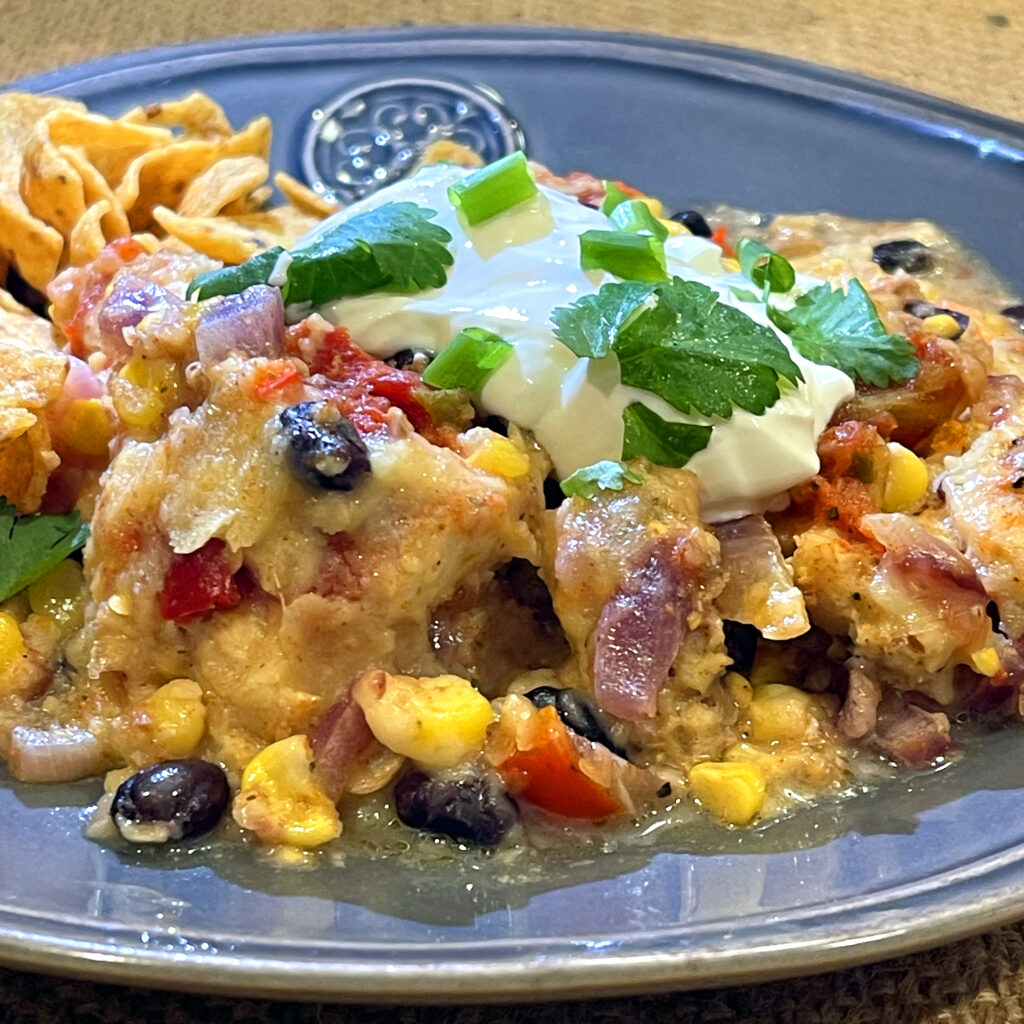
[194,284,284,366]
[9,725,103,782]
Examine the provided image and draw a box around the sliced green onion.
[736,237,796,297]
[421,327,514,391]
[600,180,631,216]
[579,230,668,282]
[447,151,537,225]
[609,199,669,241]
[621,402,712,468]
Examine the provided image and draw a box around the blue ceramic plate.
[3,28,1024,1002]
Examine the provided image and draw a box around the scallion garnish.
[600,180,631,216]
[579,230,668,282]
[736,238,796,301]
[447,151,537,226]
[421,327,514,391]
[609,199,668,241]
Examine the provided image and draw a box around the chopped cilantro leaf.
[560,460,643,499]
[769,279,920,388]
[552,276,803,422]
[621,403,712,467]
[186,202,453,306]
[615,277,803,419]
[549,280,654,358]
[730,286,761,303]
[0,498,89,603]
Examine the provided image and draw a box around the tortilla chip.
[0,291,59,354]
[273,171,339,220]
[59,146,131,240]
[153,204,319,264]
[116,116,272,231]
[0,94,79,290]
[178,155,269,217]
[119,93,233,139]
[222,184,273,216]
[0,421,59,512]
[420,139,485,169]
[0,300,66,512]
[20,126,86,242]
[69,200,112,266]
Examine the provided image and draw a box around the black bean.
[669,209,712,238]
[279,401,370,491]
[385,348,433,373]
[723,620,760,677]
[111,759,230,843]
[543,476,565,510]
[1001,304,1024,330]
[524,685,627,758]
[872,239,932,274]
[393,770,517,847]
[903,300,969,338]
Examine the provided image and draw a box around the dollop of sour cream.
[308,164,854,522]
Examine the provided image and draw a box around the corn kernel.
[881,441,929,513]
[688,760,765,826]
[141,678,207,758]
[353,670,494,768]
[27,559,86,632]
[748,683,816,743]
[233,735,341,849]
[721,257,741,273]
[60,399,113,456]
[0,612,27,675]
[113,356,183,428]
[724,672,754,710]
[969,647,1001,677]
[660,217,686,236]
[921,313,962,339]
[465,436,531,479]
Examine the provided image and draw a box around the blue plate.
[4,28,1024,1002]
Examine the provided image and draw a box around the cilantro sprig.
[552,276,803,420]
[186,202,454,306]
[769,279,920,387]
[0,499,89,603]
[560,461,643,499]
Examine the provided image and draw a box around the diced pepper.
[158,538,241,623]
[495,705,622,820]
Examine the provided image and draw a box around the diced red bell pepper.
[158,538,241,623]
[495,706,622,820]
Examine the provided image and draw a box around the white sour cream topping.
[308,164,854,522]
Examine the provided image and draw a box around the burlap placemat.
[2,2,1024,1021]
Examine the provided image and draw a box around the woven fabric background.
[1,1,1023,1021]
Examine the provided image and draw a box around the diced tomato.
[253,360,302,401]
[110,237,146,262]
[288,323,432,435]
[158,538,241,623]
[495,706,623,820]
[711,224,735,259]
[62,238,146,358]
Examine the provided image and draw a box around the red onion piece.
[195,285,284,367]
[310,690,375,800]
[861,513,988,642]
[9,725,103,782]
[592,539,689,722]
[96,274,186,359]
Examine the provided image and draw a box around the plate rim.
[4,25,1024,1003]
